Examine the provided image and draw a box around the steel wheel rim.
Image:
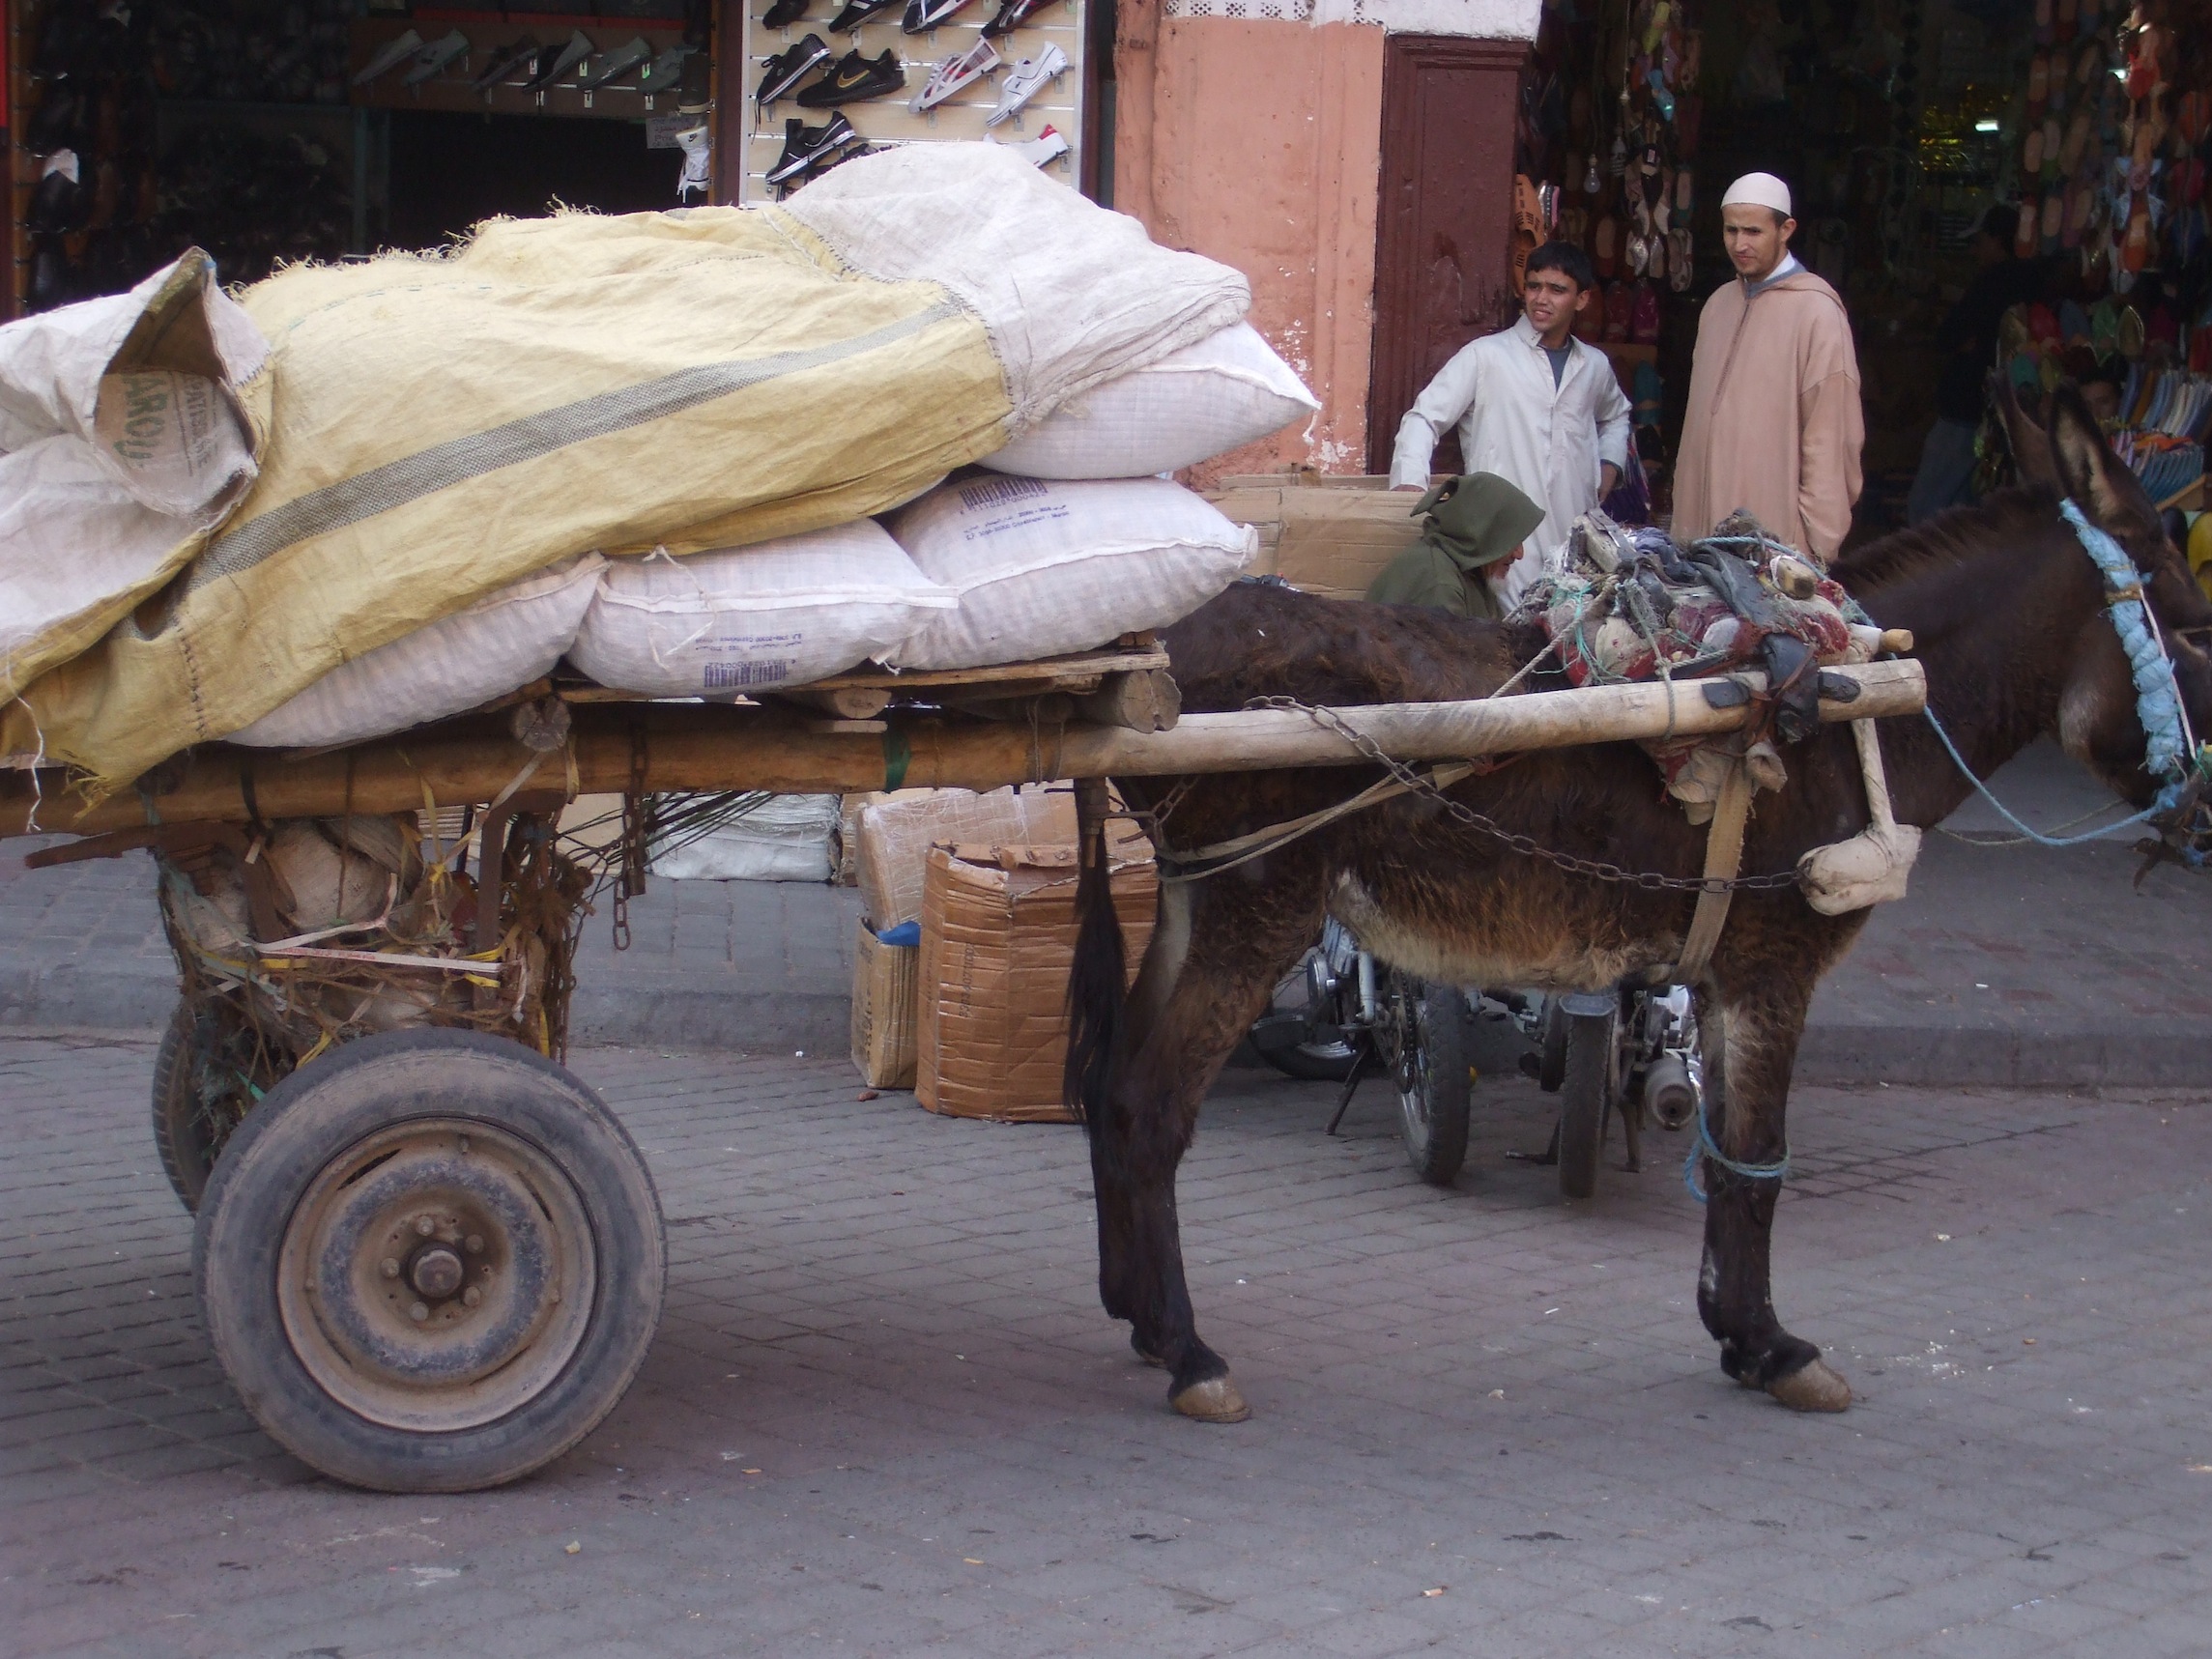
[275,1118,596,1432]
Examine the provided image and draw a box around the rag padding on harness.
[2,143,1250,794]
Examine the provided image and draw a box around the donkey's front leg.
[1693,991,1853,1412]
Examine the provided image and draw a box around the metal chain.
[1239,697,1805,896]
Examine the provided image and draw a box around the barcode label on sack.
[956,475,1050,512]
[704,661,791,688]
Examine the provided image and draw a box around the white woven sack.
[570,520,954,696]
[653,794,843,882]
[227,553,605,748]
[885,475,1255,671]
[980,324,1317,479]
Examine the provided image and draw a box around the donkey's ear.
[1994,372,2057,487]
[2047,379,2160,538]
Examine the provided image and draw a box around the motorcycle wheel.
[1557,1001,1620,1200]
[1393,980,1472,1186]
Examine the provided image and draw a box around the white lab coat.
[1389,314,1633,610]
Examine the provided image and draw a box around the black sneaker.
[766,112,856,184]
[522,30,594,92]
[807,138,880,182]
[763,0,812,26]
[981,0,1050,36]
[471,37,539,91]
[826,0,898,32]
[757,32,831,105]
[795,48,903,106]
[903,0,977,32]
[26,165,84,235]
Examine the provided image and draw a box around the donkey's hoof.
[1767,1357,1852,1413]
[1171,1375,1251,1423]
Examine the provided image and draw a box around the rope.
[1921,704,2169,846]
[1682,1085,1789,1203]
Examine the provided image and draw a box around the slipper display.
[759,33,832,105]
[767,112,858,184]
[903,0,978,32]
[524,31,594,92]
[797,48,905,106]
[471,37,541,91]
[990,124,1068,167]
[982,0,1053,37]
[828,0,899,30]
[352,29,423,87]
[910,37,998,112]
[579,37,654,92]
[984,42,1065,127]
[764,0,813,26]
[401,30,471,87]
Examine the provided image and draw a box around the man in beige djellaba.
[1671,171,1866,565]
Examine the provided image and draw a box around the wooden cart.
[0,651,1925,1493]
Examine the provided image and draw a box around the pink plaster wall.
[1115,5,1385,480]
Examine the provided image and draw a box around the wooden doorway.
[1365,36,1528,473]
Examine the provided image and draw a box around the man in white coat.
[1390,241,1632,611]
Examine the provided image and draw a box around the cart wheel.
[194,1028,665,1493]
[1395,983,1472,1186]
[1537,996,1570,1093]
[152,1004,218,1213]
[1556,995,1619,1201]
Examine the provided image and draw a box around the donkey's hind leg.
[1693,988,1853,1412]
[1093,868,1328,1421]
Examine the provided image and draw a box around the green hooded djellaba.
[1365,472,1547,621]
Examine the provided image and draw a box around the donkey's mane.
[1829,484,2060,596]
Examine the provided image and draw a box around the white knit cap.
[1722,172,1794,215]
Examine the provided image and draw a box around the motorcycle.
[1250,921,1704,1199]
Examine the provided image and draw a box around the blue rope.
[1682,1085,1789,1204]
[2058,500,2191,780]
[1921,702,2172,847]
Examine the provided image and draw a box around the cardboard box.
[916,843,1156,1124]
[850,921,919,1089]
[1205,472,1433,604]
[855,787,1078,930]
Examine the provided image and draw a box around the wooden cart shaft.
[0,659,1927,840]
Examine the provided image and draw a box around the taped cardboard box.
[855,787,1078,929]
[850,920,920,1089]
[1204,472,1442,604]
[916,844,1156,1124]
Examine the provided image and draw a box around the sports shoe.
[982,0,1052,37]
[767,112,857,184]
[758,33,831,105]
[637,43,691,97]
[472,37,540,91]
[827,0,899,31]
[523,30,593,92]
[674,122,713,201]
[903,0,978,32]
[983,42,1065,126]
[352,28,423,87]
[910,37,998,111]
[764,0,813,25]
[401,30,471,87]
[797,49,905,106]
[990,124,1067,167]
[579,37,653,91]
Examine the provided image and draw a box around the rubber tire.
[1537,996,1571,1093]
[151,1002,218,1214]
[1398,983,1472,1186]
[1557,1006,1618,1201]
[194,1028,666,1493]
[1251,1020,1362,1083]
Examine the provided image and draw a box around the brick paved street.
[6,1035,2212,1657]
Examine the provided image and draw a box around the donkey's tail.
[1062,779,1127,1136]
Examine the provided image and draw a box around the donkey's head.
[2043,385,2212,808]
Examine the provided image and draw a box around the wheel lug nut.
[410,1301,429,1322]
[463,1286,482,1308]
[381,1258,400,1279]
[465,1234,485,1255]
[415,1216,436,1238]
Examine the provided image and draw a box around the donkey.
[1064,386,2212,1424]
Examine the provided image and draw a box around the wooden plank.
[0,662,1927,840]
[804,645,1172,694]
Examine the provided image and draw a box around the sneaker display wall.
[742,0,1083,200]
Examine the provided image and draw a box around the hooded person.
[1365,472,1547,621]
[1671,171,1865,564]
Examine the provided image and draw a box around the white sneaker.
[983,42,1066,127]
[353,29,423,87]
[991,123,1068,167]
[675,124,713,201]
[910,37,998,112]
[401,30,471,87]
